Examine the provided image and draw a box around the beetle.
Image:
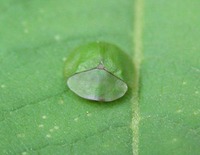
[64,41,134,102]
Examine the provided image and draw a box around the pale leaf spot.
[42,115,47,119]
[38,124,44,128]
[17,133,25,138]
[46,134,51,138]
[49,129,54,132]
[54,35,61,41]
[1,84,5,88]
[176,109,183,113]
[192,67,200,73]
[54,126,59,130]
[62,57,67,61]
[22,152,27,155]
[193,110,200,115]
[182,81,187,85]
[39,8,45,13]
[74,118,78,122]
[86,111,91,117]
[21,21,27,26]
[24,29,29,34]
[58,99,64,104]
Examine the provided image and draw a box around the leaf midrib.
[131,0,144,154]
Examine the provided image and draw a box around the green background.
[0,0,199,155]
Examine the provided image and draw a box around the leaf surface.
[139,1,200,155]
[0,0,199,155]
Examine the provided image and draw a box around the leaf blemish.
[48,126,59,133]
[54,35,61,41]
[58,99,64,104]
[39,8,45,13]
[17,133,25,138]
[74,118,79,122]
[46,134,51,138]
[176,109,183,113]
[62,57,67,62]
[193,110,200,115]
[86,111,91,117]
[24,29,29,34]
[38,124,44,128]
[182,81,187,85]
[54,126,59,130]
[49,129,54,132]
[21,152,27,155]
[42,115,47,119]
[1,84,5,88]
[172,138,177,142]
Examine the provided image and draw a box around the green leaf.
[0,0,199,155]
[139,1,200,155]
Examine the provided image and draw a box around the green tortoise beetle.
[64,42,134,102]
